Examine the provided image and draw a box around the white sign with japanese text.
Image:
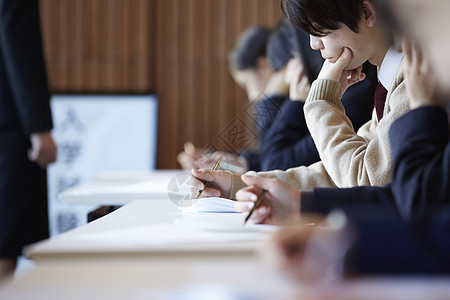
[47,94,158,236]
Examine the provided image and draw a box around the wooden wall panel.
[40,0,154,92]
[39,0,282,169]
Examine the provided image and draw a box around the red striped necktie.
[374,82,388,121]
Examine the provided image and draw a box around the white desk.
[2,260,450,299]
[3,200,450,299]
[59,170,182,205]
[25,200,273,262]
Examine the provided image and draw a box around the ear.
[362,0,377,28]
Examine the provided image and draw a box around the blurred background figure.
[177,23,290,172]
[0,0,57,283]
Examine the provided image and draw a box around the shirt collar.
[378,47,404,90]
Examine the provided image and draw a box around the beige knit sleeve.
[229,161,337,199]
[304,72,410,188]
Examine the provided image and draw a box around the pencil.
[194,153,224,199]
[243,189,267,225]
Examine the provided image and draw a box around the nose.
[310,35,324,50]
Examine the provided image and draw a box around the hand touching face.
[285,58,311,101]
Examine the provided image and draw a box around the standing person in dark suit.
[0,0,57,282]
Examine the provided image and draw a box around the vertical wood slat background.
[39,0,282,169]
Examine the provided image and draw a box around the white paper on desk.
[182,197,237,213]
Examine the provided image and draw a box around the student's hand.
[196,151,247,174]
[28,131,57,167]
[317,47,365,94]
[403,38,444,109]
[177,151,201,170]
[177,142,204,170]
[264,68,290,97]
[190,169,232,199]
[235,174,301,225]
[285,58,311,101]
[266,211,351,283]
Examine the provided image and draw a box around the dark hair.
[229,26,271,71]
[266,19,294,71]
[281,0,365,36]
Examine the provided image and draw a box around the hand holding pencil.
[235,173,302,226]
[194,153,224,199]
[190,154,233,199]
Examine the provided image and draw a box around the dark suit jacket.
[0,0,52,258]
[301,106,450,274]
[0,0,52,134]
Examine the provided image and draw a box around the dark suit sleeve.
[345,206,450,275]
[340,62,377,131]
[260,100,320,171]
[0,0,52,135]
[389,106,450,221]
[254,95,286,134]
[301,186,396,215]
[239,150,261,172]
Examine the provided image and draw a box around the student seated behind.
[190,0,410,199]
[235,0,450,276]
[177,24,292,172]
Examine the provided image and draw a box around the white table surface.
[2,259,450,300]
[25,199,273,261]
[58,170,183,205]
[3,201,450,299]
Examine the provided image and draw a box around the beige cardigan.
[230,62,410,198]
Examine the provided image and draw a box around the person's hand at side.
[28,131,57,167]
[177,142,204,170]
[317,47,365,94]
[190,169,233,199]
[196,151,248,174]
[265,211,352,284]
[403,38,444,109]
[285,57,311,101]
[264,68,290,98]
[235,174,301,225]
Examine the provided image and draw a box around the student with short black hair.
[259,21,377,171]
